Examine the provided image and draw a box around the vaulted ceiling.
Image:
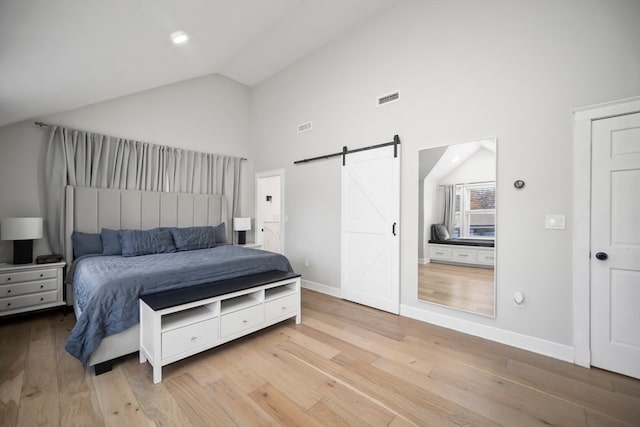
[0,0,395,127]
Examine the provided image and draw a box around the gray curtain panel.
[442,184,456,237]
[44,126,242,255]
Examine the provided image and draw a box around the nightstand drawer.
[0,268,57,284]
[220,304,263,338]
[1,278,58,298]
[0,290,59,312]
[265,294,298,322]
[162,318,219,360]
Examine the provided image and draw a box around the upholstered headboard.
[64,186,228,263]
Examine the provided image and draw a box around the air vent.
[297,121,312,133]
[377,91,400,106]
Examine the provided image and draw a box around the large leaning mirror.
[418,138,496,317]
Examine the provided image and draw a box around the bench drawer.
[162,317,219,359]
[265,293,298,322]
[220,304,263,338]
[429,246,452,261]
[477,249,495,266]
[452,248,476,263]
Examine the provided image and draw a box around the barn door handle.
[392,222,397,236]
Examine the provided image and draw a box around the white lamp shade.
[233,217,251,231]
[1,217,43,240]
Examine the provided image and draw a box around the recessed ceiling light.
[170,31,189,45]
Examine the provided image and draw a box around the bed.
[63,186,294,372]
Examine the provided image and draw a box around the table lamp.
[233,217,251,245]
[1,217,43,264]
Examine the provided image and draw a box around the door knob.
[595,252,608,261]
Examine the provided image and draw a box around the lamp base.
[237,231,247,245]
[13,239,34,264]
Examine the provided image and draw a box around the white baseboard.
[400,304,575,363]
[418,258,428,265]
[301,279,342,298]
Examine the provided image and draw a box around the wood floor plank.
[126,372,192,427]
[0,320,29,427]
[91,367,150,427]
[240,345,324,410]
[249,382,324,427]
[424,361,588,426]
[1,289,639,426]
[205,345,269,395]
[54,313,103,427]
[505,358,640,425]
[207,376,281,427]
[164,372,236,426]
[330,351,500,427]
[418,262,495,317]
[16,317,60,427]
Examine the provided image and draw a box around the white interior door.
[341,145,400,314]
[591,111,640,379]
[256,170,284,253]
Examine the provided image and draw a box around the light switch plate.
[545,214,566,230]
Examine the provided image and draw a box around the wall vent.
[377,91,400,106]
[297,121,312,133]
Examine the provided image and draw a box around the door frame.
[572,96,640,368]
[255,169,285,253]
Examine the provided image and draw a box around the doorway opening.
[256,170,285,253]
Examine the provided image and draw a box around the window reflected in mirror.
[417,138,496,317]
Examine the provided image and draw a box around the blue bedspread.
[66,245,292,365]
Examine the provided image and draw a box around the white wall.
[439,148,496,185]
[249,0,640,347]
[0,74,251,262]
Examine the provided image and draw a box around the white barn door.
[341,145,400,314]
[591,112,640,379]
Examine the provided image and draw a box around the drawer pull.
[40,298,44,301]
[40,285,44,289]
[458,254,468,257]
[281,306,287,311]
[7,303,11,307]
[435,252,444,255]
[242,319,248,324]
[40,274,44,277]
[7,277,10,281]
[6,290,10,294]
[190,336,198,341]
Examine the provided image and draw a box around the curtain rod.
[294,134,400,166]
[34,121,247,160]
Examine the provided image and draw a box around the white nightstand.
[0,261,66,316]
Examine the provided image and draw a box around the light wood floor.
[419,262,495,317]
[1,289,639,426]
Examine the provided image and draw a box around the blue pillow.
[71,231,103,258]
[101,228,122,255]
[214,223,227,244]
[170,226,216,251]
[120,229,177,257]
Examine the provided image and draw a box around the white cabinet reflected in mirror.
[418,138,496,317]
